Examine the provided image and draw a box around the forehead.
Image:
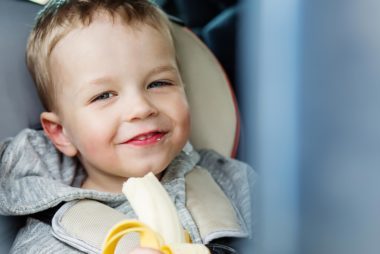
[48,10,173,53]
[50,13,175,65]
[49,12,174,62]
[49,13,177,90]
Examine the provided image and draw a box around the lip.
[122,130,167,146]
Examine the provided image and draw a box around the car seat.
[160,0,240,97]
[0,0,240,252]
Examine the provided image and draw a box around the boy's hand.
[129,247,163,254]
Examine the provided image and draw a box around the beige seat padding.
[172,23,239,157]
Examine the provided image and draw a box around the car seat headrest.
[171,22,239,157]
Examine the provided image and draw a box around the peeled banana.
[102,172,210,254]
[28,0,49,5]
[122,172,185,245]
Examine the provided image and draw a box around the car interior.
[0,0,240,252]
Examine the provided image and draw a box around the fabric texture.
[0,129,256,253]
[185,166,244,242]
[52,201,129,253]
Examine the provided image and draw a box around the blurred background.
[236,0,380,253]
[158,2,380,253]
[2,0,380,253]
[160,0,380,253]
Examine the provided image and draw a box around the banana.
[122,172,185,245]
[28,0,49,5]
[102,172,210,254]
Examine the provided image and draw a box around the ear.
[40,112,78,157]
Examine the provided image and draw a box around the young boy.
[0,0,255,253]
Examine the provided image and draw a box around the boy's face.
[45,14,190,192]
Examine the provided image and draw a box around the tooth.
[137,135,147,141]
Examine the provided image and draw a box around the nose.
[123,92,158,121]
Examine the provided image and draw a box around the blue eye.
[147,81,172,89]
[91,91,116,102]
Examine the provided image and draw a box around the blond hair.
[26,0,171,111]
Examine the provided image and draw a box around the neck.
[81,176,125,193]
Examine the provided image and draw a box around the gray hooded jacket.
[0,129,256,253]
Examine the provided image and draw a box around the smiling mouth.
[124,131,167,146]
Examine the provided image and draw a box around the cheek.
[68,114,115,155]
[180,106,191,132]
[157,92,190,122]
[170,94,190,120]
[174,98,191,138]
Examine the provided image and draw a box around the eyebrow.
[86,66,178,86]
[73,76,114,98]
[148,65,178,76]
[77,65,179,95]
[86,76,116,86]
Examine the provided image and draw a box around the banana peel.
[102,172,209,254]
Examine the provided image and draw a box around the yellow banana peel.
[102,220,171,253]
[102,172,210,254]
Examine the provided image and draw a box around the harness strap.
[34,167,246,253]
[185,166,242,242]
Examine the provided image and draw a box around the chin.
[130,165,164,178]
